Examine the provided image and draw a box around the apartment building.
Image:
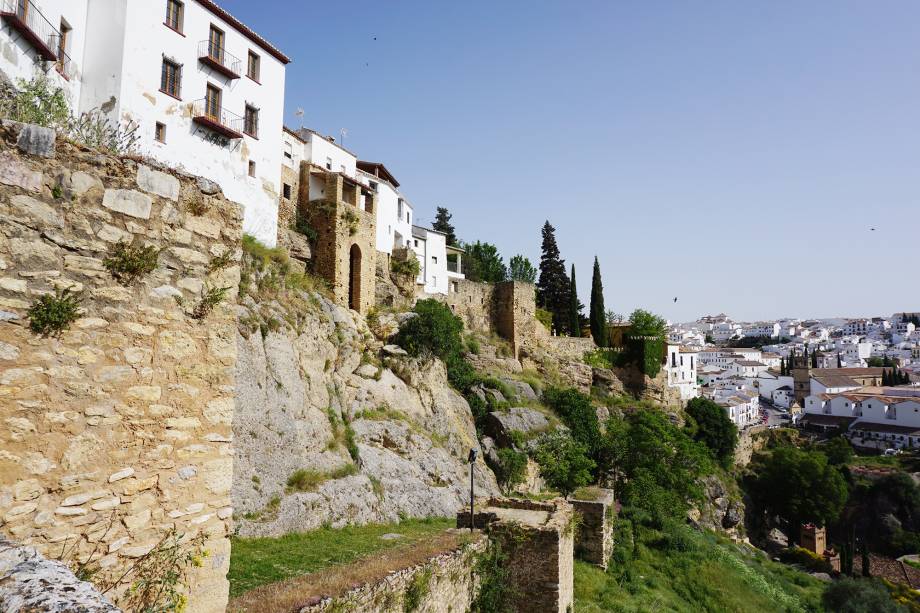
[1,0,290,246]
[665,344,700,401]
[804,387,920,448]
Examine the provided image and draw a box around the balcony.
[190,99,243,140]
[198,40,241,80]
[1,0,60,62]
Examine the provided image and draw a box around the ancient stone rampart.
[300,534,486,613]
[569,487,616,570]
[0,121,239,612]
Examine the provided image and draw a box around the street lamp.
[467,448,477,532]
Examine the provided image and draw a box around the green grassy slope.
[575,526,826,613]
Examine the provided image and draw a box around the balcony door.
[15,0,28,19]
[205,84,221,121]
[208,25,224,62]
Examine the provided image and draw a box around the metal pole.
[470,461,474,532]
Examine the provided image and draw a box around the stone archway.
[349,243,362,311]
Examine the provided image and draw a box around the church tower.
[791,347,813,406]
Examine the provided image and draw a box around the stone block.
[102,189,152,220]
[16,123,56,157]
[0,151,42,191]
[10,194,63,228]
[137,165,179,201]
[197,177,222,195]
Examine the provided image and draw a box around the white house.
[729,360,769,378]
[666,345,700,401]
[356,161,413,255]
[1,0,290,246]
[773,386,794,409]
[804,387,920,448]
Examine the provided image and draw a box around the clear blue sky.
[222,0,919,323]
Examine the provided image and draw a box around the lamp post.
[467,448,477,532]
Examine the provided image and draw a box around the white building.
[729,360,769,378]
[1,0,291,246]
[356,161,413,255]
[804,387,920,448]
[743,323,781,338]
[772,386,794,409]
[409,226,465,295]
[666,345,700,401]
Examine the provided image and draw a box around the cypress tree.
[837,353,842,368]
[432,207,458,246]
[589,256,608,347]
[812,351,819,368]
[882,369,890,386]
[780,357,786,376]
[536,221,571,334]
[568,264,582,337]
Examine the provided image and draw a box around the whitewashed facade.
[666,344,700,401]
[1,0,290,246]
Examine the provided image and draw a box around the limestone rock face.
[0,536,120,612]
[484,408,552,448]
[233,293,499,537]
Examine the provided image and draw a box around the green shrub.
[103,241,160,285]
[391,256,421,279]
[533,431,595,496]
[0,75,69,129]
[823,578,904,613]
[465,336,481,355]
[208,251,234,273]
[470,541,515,613]
[494,448,528,494]
[192,286,230,319]
[285,464,358,493]
[292,214,317,242]
[685,396,738,468]
[28,288,82,337]
[779,547,831,573]
[396,299,464,359]
[402,567,432,612]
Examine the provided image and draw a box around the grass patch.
[285,464,358,494]
[575,523,825,613]
[228,517,455,600]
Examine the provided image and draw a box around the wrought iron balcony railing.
[1,0,61,62]
[198,40,241,80]
[190,99,244,140]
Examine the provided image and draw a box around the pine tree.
[432,207,457,246]
[508,255,537,284]
[536,221,571,334]
[589,256,608,347]
[568,264,582,337]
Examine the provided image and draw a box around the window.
[325,157,332,170]
[165,0,184,32]
[205,84,221,118]
[247,51,260,81]
[283,183,291,199]
[432,256,438,264]
[56,21,70,76]
[155,122,166,143]
[283,143,293,160]
[208,25,225,61]
[160,59,182,98]
[244,105,259,137]
[248,160,256,177]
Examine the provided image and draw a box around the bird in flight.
[870,227,876,231]
[673,297,678,303]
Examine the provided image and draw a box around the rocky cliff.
[232,259,498,537]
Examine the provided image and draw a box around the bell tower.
[791,347,813,406]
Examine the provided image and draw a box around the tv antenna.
[294,108,304,129]
[340,128,348,146]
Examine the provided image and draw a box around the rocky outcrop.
[689,474,745,536]
[0,537,119,612]
[233,291,498,537]
[484,407,553,448]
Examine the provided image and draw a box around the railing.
[446,259,461,274]
[55,47,72,79]
[190,98,244,139]
[198,40,241,79]
[0,0,61,61]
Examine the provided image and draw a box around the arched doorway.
[349,244,362,311]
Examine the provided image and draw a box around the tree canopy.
[508,254,537,284]
[463,241,507,283]
[628,309,667,339]
[685,397,738,468]
[431,207,457,246]
[536,221,571,335]
[746,446,848,530]
[590,256,608,347]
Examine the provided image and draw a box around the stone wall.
[300,534,486,613]
[0,121,239,612]
[304,169,376,314]
[458,498,575,613]
[276,164,299,250]
[569,488,616,570]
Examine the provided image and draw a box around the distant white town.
[666,312,920,449]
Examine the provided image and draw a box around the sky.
[220,0,920,323]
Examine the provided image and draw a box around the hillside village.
[1,2,920,613]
